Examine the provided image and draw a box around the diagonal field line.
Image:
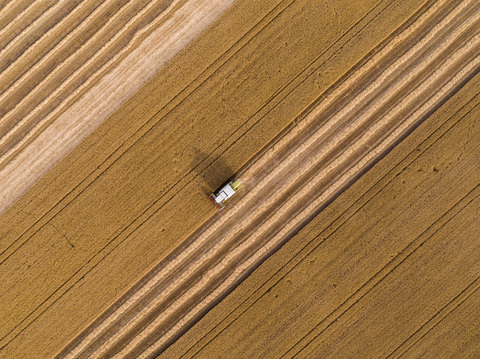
[0,0,67,69]
[0,1,51,46]
[0,0,165,141]
[142,54,480,359]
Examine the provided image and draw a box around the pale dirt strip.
[123,29,480,359]
[0,0,167,128]
[0,0,120,104]
[0,0,236,215]
[0,0,169,146]
[59,1,480,357]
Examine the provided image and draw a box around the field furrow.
[0,1,54,50]
[0,0,81,77]
[0,0,164,150]
[0,0,173,158]
[388,275,480,358]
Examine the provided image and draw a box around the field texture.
[0,0,479,358]
[162,63,480,359]
[0,0,236,213]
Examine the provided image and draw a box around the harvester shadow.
[191,147,234,196]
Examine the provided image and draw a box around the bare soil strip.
[0,0,236,215]
[62,1,480,357]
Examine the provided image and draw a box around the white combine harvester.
[208,179,243,210]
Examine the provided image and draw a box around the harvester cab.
[208,179,243,210]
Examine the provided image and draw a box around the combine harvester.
[209,179,243,210]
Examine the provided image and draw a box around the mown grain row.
[0,0,171,162]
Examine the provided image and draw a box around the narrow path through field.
[59,0,480,357]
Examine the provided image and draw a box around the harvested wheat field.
[0,0,479,358]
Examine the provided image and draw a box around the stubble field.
[0,0,479,358]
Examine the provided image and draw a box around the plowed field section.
[161,71,480,358]
[0,0,236,214]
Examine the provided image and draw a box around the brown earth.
[1,0,479,358]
